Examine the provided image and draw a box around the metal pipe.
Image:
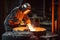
[52,0,55,33]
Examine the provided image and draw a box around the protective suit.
[4,3,32,31]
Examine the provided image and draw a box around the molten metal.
[27,24,35,31]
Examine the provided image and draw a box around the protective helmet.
[19,3,31,11]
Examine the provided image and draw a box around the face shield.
[19,3,31,14]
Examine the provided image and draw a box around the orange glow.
[13,27,46,32]
[52,0,55,33]
[26,20,31,24]
[27,24,35,31]
[55,20,57,30]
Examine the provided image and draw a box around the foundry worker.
[4,3,33,31]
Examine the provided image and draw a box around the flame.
[26,18,35,31]
[27,24,35,31]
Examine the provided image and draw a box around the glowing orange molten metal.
[13,27,46,32]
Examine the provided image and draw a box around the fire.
[27,24,35,31]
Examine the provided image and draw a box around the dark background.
[0,0,58,40]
